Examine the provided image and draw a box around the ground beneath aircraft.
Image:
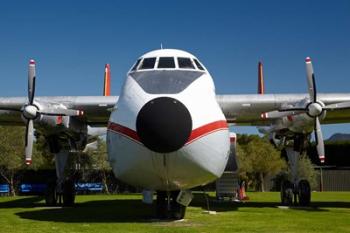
[0,192,349,233]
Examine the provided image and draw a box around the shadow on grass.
[2,194,349,223]
[0,196,45,208]
[15,198,155,223]
[191,193,350,213]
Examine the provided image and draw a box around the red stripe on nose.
[186,120,228,144]
[108,120,228,146]
[107,122,140,142]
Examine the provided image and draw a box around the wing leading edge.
[217,93,350,125]
[0,96,117,126]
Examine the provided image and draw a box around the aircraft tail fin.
[103,64,111,96]
[258,61,264,94]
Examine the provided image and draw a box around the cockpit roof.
[130,49,206,72]
[139,49,197,60]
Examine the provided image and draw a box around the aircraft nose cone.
[136,97,192,153]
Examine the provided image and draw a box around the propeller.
[262,57,336,163]
[263,57,350,162]
[0,60,84,165]
[305,57,325,163]
[24,60,36,165]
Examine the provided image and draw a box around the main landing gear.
[156,191,189,220]
[280,135,311,206]
[45,177,76,206]
[45,137,76,207]
[281,179,311,206]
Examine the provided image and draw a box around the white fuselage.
[107,50,230,191]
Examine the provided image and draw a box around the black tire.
[45,181,57,206]
[63,179,75,206]
[172,204,186,220]
[156,191,167,219]
[170,191,186,220]
[281,180,293,206]
[298,179,311,206]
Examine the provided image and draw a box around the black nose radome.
[136,97,192,153]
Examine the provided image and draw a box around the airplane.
[1,48,350,219]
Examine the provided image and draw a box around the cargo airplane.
[1,49,350,219]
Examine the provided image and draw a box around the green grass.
[0,192,349,233]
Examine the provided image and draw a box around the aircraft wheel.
[170,191,186,220]
[45,180,57,206]
[63,179,75,206]
[298,179,311,206]
[156,191,167,219]
[281,180,293,206]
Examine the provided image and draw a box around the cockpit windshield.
[129,55,206,94]
[194,59,205,71]
[131,59,141,71]
[140,57,156,70]
[130,57,206,72]
[158,57,175,68]
[178,57,195,69]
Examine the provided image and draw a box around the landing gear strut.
[156,191,187,220]
[280,135,311,206]
[45,137,76,207]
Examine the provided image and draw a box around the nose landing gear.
[156,191,188,220]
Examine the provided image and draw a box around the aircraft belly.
[107,129,229,191]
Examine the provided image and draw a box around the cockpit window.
[178,57,195,69]
[194,59,205,71]
[140,57,156,70]
[158,57,175,68]
[131,59,141,71]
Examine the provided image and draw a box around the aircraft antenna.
[160,43,163,49]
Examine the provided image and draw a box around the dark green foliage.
[0,126,46,195]
[80,138,112,193]
[236,134,286,191]
[295,153,319,190]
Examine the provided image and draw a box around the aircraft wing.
[217,93,350,125]
[3,93,349,127]
[0,96,118,126]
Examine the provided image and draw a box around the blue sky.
[0,0,349,138]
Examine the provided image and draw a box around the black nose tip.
[136,97,192,153]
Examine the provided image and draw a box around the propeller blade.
[39,109,84,117]
[314,117,325,163]
[324,101,350,111]
[24,119,34,165]
[305,57,317,102]
[28,60,36,105]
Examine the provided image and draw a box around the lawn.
[0,192,349,233]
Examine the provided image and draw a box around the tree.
[0,126,44,195]
[294,153,319,190]
[83,138,112,193]
[236,135,286,191]
[236,144,252,182]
